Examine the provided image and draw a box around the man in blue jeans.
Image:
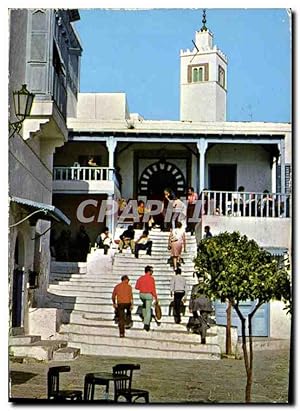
[135,266,158,331]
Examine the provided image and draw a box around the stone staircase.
[9,263,87,361]
[45,228,225,360]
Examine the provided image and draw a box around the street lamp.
[9,84,35,137]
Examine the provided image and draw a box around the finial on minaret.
[201,9,207,32]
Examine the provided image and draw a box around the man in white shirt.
[96,227,112,255]
[170,267,187,324]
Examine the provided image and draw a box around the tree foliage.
[194,231,291,307]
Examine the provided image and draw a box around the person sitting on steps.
[96,226,112,255]
[134,230,152,258]
[118,225,135,254]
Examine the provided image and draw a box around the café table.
[84,372,130,401]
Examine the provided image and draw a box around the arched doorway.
[12,234,25,328]
[138,160,186,198]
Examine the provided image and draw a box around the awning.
[10,196,71,225]
[263,246,289,256]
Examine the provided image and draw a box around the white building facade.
[51,14,291,339]
[8,9,82,335]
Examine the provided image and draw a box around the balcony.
[196,190,291,249]
[200,190,290,218]
[53,166,120,195]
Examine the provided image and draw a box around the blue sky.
[76,8,291,123]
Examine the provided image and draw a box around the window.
[188,63,208,83]
[192,67,203,82]
[276,164,291,194]
[218,65,226,88]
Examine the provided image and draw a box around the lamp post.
[9,84,35,137]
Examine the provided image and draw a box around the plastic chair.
[47,366,82,401]
[112,364,149,403]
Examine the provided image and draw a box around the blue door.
[214,300,269,337]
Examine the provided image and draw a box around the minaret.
[180,10,228,122]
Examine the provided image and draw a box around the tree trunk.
[245,302,263,403]
[226,301,232,355]
[245,367,252,402]
[233,304,250,403]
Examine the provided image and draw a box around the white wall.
[270,301,291,339]
[181,82,221,122]
[200,216,290,249]
[206,144,272,192]
[118,149,134,199]
[76,93,129,120]
[9,135,53,203]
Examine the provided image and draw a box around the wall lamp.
[9,84,35,138]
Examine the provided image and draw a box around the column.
[106,136,117,169]
[280,138,286,194]
[107,194,116,235]
[196,139,208,193]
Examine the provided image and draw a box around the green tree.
[194,231,291,403]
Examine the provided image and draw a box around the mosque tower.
[180,10,228,122]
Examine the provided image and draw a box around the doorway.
[11,235,25,328]
[138,160,186,199]
[208,164,237,191]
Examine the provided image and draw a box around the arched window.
[193,68,198,82]
[218,65,226,88]
[188,63,208,83]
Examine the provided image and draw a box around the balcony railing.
[200,190,291,218]
[53,166,118,187]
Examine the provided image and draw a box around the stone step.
[59,332,221,360]
[9,335,42,346]
[59,323,218,344]
[48,282,195,291]
[113,253,195,260]
[50,262,87,274]
[69,311,194,327]
[49,277,195,286]
[48,285,194,295]
[49,275,196,284]
[52,346,81,361]
[50,272,197,281]
[111,270,195,276]
[9,340,68,361]
[45,298,192,311]
[112,262,195,269]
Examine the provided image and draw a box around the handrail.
[53,166,115,182]
[199,190,290,218]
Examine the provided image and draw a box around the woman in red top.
[135,266,158,331]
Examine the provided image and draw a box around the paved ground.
[9,349,290,404]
